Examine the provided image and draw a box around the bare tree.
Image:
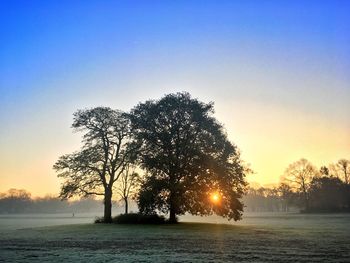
[333,159,350,184]
[282,158,319,210]
[116,164,140,214]
[53,107,137,223]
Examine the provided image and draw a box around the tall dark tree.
[53,107,135,223]
[130,92,248,222]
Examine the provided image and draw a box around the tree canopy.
[308,176,349,212]
[130,92,248,222]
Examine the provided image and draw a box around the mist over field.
[1,212,349,262]
[1,187,350,262]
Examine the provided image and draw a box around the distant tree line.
[243,185,298,212]
[4,155,349,215]
[244,158,350,213]
[0,189,103,214]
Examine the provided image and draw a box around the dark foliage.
[94,216,105,223]
[130,92,248,222]
[307,177,350,213]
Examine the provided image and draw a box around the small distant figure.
[72,213,75,217]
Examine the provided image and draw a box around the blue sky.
[0,0,349,195]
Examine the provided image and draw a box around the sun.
[210,192,220,204]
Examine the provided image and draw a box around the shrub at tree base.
[94,216,106,224]
[95,213,168,224]
[114,213,167,224]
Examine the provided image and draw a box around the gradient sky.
[1,0,349,196]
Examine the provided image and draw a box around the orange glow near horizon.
[0,103,349,197]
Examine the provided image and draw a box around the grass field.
[0,213,349,262]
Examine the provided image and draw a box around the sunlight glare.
[210,192,220,204]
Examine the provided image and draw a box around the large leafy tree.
[53,107,135,223]
[130,92,248,222]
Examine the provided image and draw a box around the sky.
[0,0,349,196]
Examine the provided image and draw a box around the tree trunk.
[124,197,128,214]
[303,191,309,211]
[169,193,177,223]
[104,188,112,223]
[302,182,309,211]
[169,207,177,223]
[168,176,177,223]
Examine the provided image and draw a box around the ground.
[0,213,349,262]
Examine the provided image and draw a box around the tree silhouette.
[130,92,248,222]
[53,107,136,223]
[116,164,140,214]
[335,159,350,184]
[282,158,318,210]
[308,176,348,212]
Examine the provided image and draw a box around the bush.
[113,213,166,224]
[94,216,105,224]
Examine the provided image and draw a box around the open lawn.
[0,213,349,262]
